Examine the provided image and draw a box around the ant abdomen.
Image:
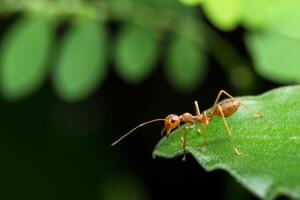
[212,99,241,117]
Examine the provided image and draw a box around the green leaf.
[246,31,300,83]
[241,0,300,37]
[241,0,269,29]
[165,35,207,92]
[154,85,300,199]
[264,0,300,39]
[202,0,242,31]
[114,23,158,84]
[0,17,53,100]
[53,21,107,102]
[128,0,197,15]
[179,0,204,6]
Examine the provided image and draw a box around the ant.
[111,90,263,161]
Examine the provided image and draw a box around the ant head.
[164,114,181,136]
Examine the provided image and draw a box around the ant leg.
[160,127,165,136]
[200,111,208,152]
[181,123,195,161]
[193,101,208,152]
[179,124,188,161]
[217,105,242,156]
[178,124,186,161]
[182,127,188,161]
[203,111,208,146]
[199,124,207,152]
[240,102,263,118]
[194,100,201,116]
[178,124,184,144]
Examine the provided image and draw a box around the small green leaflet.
[202,0,242,31]
[114,23,158,84]
[165,35,207,92]
[246,32,300,84]
[0,17,53,100]
[53,21,107,102]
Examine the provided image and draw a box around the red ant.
[111,90,263,161]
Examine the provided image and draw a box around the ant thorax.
[180,113,195,124]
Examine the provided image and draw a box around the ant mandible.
[111,90,263,161]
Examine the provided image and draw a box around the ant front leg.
[178,124,187,161]
[194,101,206,152]
[181,123,195,162]
[217,105,242,156]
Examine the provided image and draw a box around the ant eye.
[171,119,176,123]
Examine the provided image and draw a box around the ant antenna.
[111,119,165,146]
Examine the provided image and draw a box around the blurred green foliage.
[0,1,299,200]
[190,0,300,84]
[0,17,53,100]
[247,32,300,84]
[53,21,107,101]
[114,23,158,84]
[1,0,299,102]
[100,175,150,200]
[179,0,203,6]
[165,35,207,92]
[203,0,242,31]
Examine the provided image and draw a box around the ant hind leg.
[217,105,242,156]
[239,102,263,119]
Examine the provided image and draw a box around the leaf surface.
[154,85,300,200]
